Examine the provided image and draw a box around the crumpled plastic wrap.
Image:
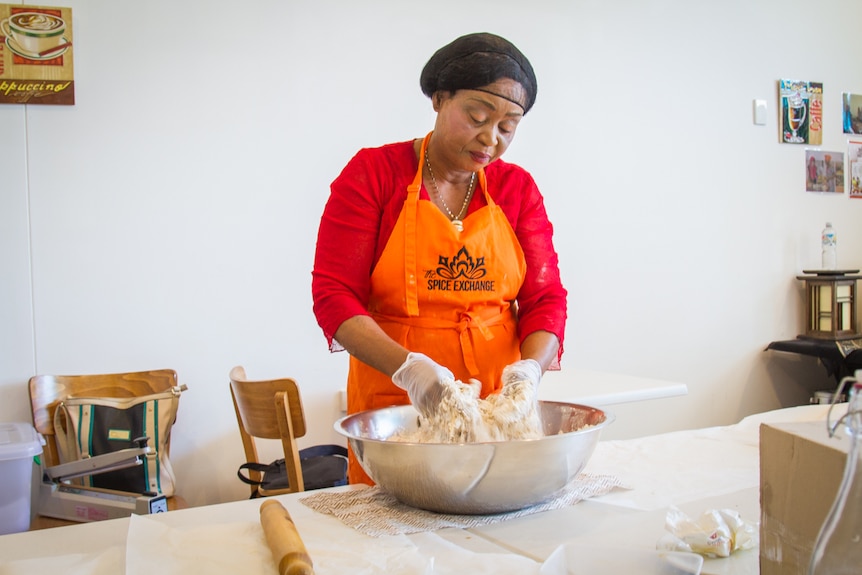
[656,506,758,558]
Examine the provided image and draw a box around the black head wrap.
[420,32,537,114]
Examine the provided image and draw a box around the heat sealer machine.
[37,438,168,522]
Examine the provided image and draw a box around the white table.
[0,404,832,575]
[538,368,688,406]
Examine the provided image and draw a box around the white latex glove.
[391,352,454,416]
[501,359,543,396]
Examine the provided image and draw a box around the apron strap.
[372,307,515,377]
[403,134,431,317]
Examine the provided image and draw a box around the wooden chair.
[28,368,188,528]
[230,365,307,496]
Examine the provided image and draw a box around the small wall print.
[805,150,844,193]
[849,141,862,198]
[0,3,74,105]
[843,93,862,135]
[779,79,822,145]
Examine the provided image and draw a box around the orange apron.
[346,133,527,484]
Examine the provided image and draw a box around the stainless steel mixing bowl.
[334,401,614,514]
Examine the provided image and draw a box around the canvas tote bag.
[53,385,187,496]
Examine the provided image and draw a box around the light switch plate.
[754,99,767,125]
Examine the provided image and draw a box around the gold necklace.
[424,149,476,232]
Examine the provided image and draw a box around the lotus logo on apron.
[426,247,496,292]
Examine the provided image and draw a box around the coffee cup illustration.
[1,12,67,58]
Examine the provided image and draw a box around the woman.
[312,32,567,484]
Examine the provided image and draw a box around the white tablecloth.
[0,404,836,575]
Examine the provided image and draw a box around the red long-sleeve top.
[312,139,567,365]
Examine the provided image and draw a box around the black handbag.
[237,444,348,497]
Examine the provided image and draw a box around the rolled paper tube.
[259,499,315,575]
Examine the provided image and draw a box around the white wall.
[1,0,858,506]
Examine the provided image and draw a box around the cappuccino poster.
[0,4,74,105]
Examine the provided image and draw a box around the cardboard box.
[0,422,42,535]
[760,420,850,575]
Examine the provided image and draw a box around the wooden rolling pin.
[259,499,315,575]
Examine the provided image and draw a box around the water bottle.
[809,376,862,574]
[822,222,837,270]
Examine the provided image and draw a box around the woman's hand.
[502,358,542,397]
[392,352,454,416]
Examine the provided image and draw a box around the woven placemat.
[300,473,625,537]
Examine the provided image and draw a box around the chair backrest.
[29,368,180,468]
[229,365,307,496]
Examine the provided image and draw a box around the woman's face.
[432,78,526,172]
